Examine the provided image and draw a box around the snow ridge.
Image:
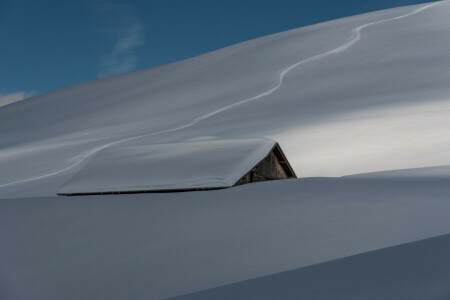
[0,1,441,188]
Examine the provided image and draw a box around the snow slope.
[346,164,450,178]
[173,234,450,300]
[2,2,450,299]
[1,177,450,299]
[1,1,450,197]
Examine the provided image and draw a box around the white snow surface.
[172,234,450,300]
[1,178,450,299]
[2,2,450,299]
[1,1,450,198]
[347,164,450,178]
[58,138,277,194]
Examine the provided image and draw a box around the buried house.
[58,138,296,196]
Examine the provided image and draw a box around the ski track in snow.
[0,2,441,188]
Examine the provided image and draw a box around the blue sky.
[0,0,435,102]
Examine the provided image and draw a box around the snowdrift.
[1,1,450,299]
[1,1,450,197]
[173,234,450,300]
[2,177,450,299]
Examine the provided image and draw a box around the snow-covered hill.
[1,1,450,198]
[1,2,450,299]
[173,233,450,300]
[1,178,450,299]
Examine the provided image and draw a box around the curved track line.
[0,2,440,188]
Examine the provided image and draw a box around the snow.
[173,234,450,300]
[347,164,450,178]
[1,177,450,299]
[1,1,450,299]
[58,138,277,194]
[1,1,450,198]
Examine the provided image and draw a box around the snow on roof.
[58,138,278,195]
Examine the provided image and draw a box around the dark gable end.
[234,143,297,187]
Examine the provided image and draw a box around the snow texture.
[1,177,450,299]
[58,138,277,194]
[1,1,450,299]
[346,164,450,178]
[172,234,450,300]
[1,1,450,198]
